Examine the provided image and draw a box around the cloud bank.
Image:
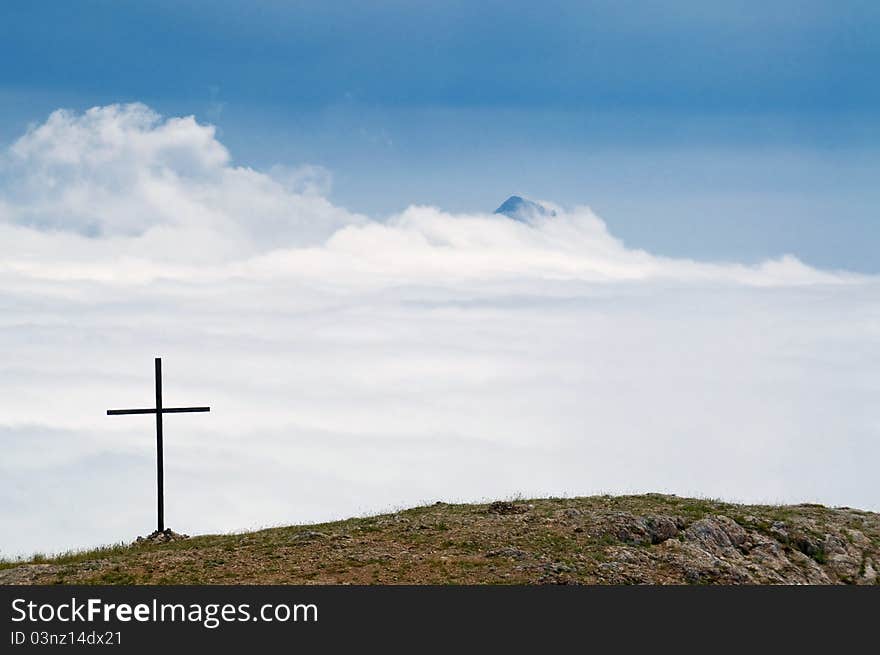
[1,104,877,557]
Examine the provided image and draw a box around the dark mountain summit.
[494,195,556,223]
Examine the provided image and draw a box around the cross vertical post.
[107,357,210,535]
[155,357,164,533]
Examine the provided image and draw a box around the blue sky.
[1,0,877,270]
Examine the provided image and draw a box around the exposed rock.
[134,528,189,545]
[600,512,681,545]
[543,562,573,573]
[684,516,747,554]
[485,547,530,560]
[487,501,528,515]
[645,516,680,543]
[769,520,790,542]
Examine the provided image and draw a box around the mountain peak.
[494,195,556,222]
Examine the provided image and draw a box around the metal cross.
[107,357,210,533]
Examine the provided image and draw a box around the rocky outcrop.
[553,506,879,585]
[134,528,189,545]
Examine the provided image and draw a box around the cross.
[107,357,210,533]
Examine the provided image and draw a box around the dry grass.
[2,494,878,585]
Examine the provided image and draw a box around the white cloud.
[1,104,877,558]
[1,103,360,247]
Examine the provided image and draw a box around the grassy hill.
[2,494,879,585]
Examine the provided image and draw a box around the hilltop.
[2,494,878,585]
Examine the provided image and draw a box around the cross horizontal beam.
[107,407,210,415]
